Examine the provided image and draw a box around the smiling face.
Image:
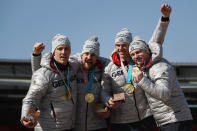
[53,45,71,65]
[130,49,150,66]
[115,42,130,60]
[81,52,97,70]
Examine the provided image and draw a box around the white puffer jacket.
[138,58,193,127]
[70,53,110,131]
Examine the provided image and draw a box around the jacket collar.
[111,52,121,66]
[50,60,72,73]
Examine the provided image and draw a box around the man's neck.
[120,55,131,65]
[53,59,68,71]
[82,65,95,71]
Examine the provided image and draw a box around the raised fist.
[161,4,172,18]
[33,42,45,55]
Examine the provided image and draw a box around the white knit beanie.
[115,28,132,44]
[129,36,150,53]
[51,34,70,54]
[82,36,100,56]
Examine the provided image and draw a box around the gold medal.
[132,67,139,73]
[85,93,95,103]
[124,83,134,94]
[66,91,72,100]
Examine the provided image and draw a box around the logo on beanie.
[58,38,65,42]
[86,45,97,49]
[129,36,150,53]
[115,28,132,44]
[119,38,124,42]
[84,45,99,53]
[82,36,100,56]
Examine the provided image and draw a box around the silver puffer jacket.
[101,18,170,124]
[70,53,110,131]
[137,58,193,127]
[21,52,78,131]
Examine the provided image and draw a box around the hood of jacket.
[40,52,53,70]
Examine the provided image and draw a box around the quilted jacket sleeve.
[148,19,170,64]
[137,60,174,101]
[21,68,49,119]
[31,54,42,73]
[101,64,113,107]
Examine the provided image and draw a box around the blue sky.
[0,0,197,63]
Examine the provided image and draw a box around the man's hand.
[160,4,172,18]
[96,107,111,118]
[33,42,45,55]
[132,69,143,83]
[108,97,122,109]
[21,116,37,128]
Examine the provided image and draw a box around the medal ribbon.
[86,67,95,93]
[138,54,152,71]
[53,61,74,104]
[126,59,133,84]
[121,59,133,84]
[145,55,152,65]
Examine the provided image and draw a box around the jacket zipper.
[85,103,88,131]
[50,101,57,122]
[133,90,141,120]
[85,70,90,131]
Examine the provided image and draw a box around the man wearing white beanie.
[21,34,78,131]
[101,4,172,131]
[129,36,193,131]
[71,36,110,131]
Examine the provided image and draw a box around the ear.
[52,51,55,57]
[145,52,150,58]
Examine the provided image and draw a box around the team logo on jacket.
[52,80,65,88]
[52,75,76,88]
[111,70,123,78]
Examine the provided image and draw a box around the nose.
[133,53,138,60]
[87,54,92,59]
[119,45,123,50]
[117,45,123,51]
[61,49,67,54]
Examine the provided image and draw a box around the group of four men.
[21,4,193,131]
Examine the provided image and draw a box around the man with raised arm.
[129,36,193,131]
[21,34,78,131]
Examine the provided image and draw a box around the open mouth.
[60,56,67,59]
[85,61,93,65]
[136,58,143,64]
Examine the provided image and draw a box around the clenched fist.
[33,42,45,55]
[161,4,172,18]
